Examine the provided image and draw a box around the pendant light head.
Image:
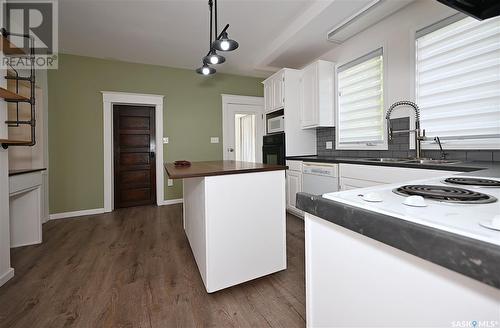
[212,31,239,51]
[203,49,225,65]
[196,63,216,76]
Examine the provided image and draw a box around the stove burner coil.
[393,185,497,204]
[444,177,500,187]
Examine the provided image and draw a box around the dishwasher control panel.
[302,163,338,177]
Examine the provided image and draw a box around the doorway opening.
[234,113,256,162]
[222,95,264,163]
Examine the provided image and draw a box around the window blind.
[416,16,500,148]
[337,48,384,146]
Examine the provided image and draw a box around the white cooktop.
[322,176,500,246]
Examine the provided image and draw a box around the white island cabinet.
[166,160,287,293]
[305,214,500,327]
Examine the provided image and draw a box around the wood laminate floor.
[0,205,305,328]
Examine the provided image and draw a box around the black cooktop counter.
[294,157,500,289]
[287,155,500,175]
[296,192,500,289]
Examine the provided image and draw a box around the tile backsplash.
[317,118,500,161]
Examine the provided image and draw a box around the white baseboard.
[159,198,183,206]
[49,200,182,220]
[49,208,105,220]
[287,207,304,219]
[0,268,14,287]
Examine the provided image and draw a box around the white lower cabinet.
[285,160,303,217]
[9,171,44,248]
[286,162,457,215]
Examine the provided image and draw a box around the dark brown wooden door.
[113,105,156,208]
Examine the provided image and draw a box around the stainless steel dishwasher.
[302,162,339,196]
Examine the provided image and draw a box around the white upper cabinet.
[300,60,335,129]
[263,70,285,112]
[262,69,317,157]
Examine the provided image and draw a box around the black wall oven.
[263,133,285,166]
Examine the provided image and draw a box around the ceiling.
[58,0,413,77]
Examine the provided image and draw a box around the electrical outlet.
[167,179,173,187]
[326,141,333,149]
[163,137,169,144]
[210,137,219,144]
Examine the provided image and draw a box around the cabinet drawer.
[339,164,455,184]
[340,177,383,190]
[9,172,43,195]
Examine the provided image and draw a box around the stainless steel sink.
[363,158,412,163]
[405,159,461,165]
[362,158,461,165]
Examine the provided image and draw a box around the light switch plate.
[167,179,173,187]
[210,137,219,144]
[326,141,333,149]
[163,137,169,144]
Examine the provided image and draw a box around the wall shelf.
[1,35,26,56]
[0,87,30,102]
[1,28,36,149]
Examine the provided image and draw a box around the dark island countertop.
[9,168,46,176]
[165,160,286,179]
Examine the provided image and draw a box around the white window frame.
[335,47,388,150]
[415,14,500,150]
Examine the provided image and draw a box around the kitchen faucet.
[434,136,447,160]
[385,101,426,159]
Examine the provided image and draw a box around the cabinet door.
[264,81,273,112]
[300,64,318,128]
[273,72,285,109]
[286,171,302,210]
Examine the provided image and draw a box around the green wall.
[48,54,263,214]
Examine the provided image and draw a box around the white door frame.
[102,91,164,212]
[221,94,264,162]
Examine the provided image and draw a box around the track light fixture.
[196,0,238,75]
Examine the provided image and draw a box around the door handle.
[228,148,234,153]
[150,152,155,159]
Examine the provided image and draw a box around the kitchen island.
[165,161,287,293]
